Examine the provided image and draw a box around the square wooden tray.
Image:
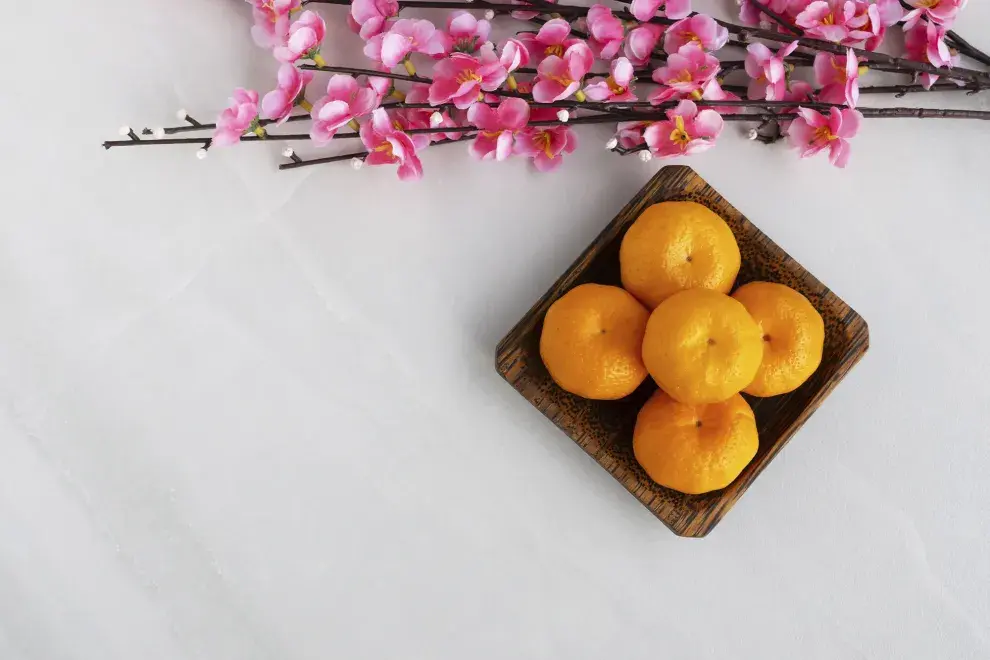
[495,165,869,537]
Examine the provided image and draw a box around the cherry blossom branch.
[102,133,313,149]
[278,135,469,171]
[146,113,310,136]
[895,0,990,67]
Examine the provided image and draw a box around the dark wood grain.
[495,165,869,538]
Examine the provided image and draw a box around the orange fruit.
[620,201,741,309]
[633,390,759,494]
[641,288,763,404]
[732,282,825,397]
[540,283,650,400]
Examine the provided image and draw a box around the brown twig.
[102,133,313,149]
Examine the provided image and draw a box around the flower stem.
[348,119,361,131]
[403,59,417,76]
[298,98,313,112]
[312,53,327,67]
[102,133,312,149]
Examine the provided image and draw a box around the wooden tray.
[495,165,869,537]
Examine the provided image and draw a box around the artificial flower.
[624,24,664,67]
[349,0,399,40]
[814,48,862,107]
[499,38,530,73]
[903,21,958,88]
[364,18,448,68]
[445,11,491,53]
[585,5,625,60]
[795,1,856,42]
[533,42,594,102]
[261,63,315,124]
[360,107,424,180]
[249,0,299,49]
[213,88,262,146]
[310,75,380,146]
[273,10,327,64]
[649,44,720,103]
[630,0,692,22]
[663,14,729,54]
[584,57,638,102]
[517,18,579,65]
[787,106,862,167]
[745,41,799,101]
[902,0,968,30]
[516,120,578,171]
[428,48,508,109]
[644,99,723,157]
[467,97,531,160]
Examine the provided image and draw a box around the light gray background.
[2,1,989,658]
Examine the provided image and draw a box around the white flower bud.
[176,109,188,120]
[639,150,653,162]
[351,158,364,170]
[430,112,444,126]
[195,148,209,160]
[556,109,570,122]
[118,125,132,136]
[605,137,618,150]
[747,128,759,140]
[152,127,166,139]
[282,146,295,158]
[484,9,495,19]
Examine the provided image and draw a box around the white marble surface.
[2,0,990,658]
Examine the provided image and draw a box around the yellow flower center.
[545,44,564,57]
[830,56,847,81]
[374,141,394,158]
[533,130,556,159]
[606,76,626,95]
[392,120,404,131]
[684,32,701,45]
[822,13,835,25]
[811,125,839,144]
[455,70,483,85]
[669,115,691,149]
[545,72,575,87]
[916,0,939,8]
[671,69,693,84]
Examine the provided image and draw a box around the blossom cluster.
[205,0,976,178]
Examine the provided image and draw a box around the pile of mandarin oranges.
[540,202,824,495]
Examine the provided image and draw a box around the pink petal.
[467,102,498,130]
[835,108,862,138]
[370,107,393,135]
[629,0,662,22]
[692,108,724,137]
[665,0,692,20]
[381,32,413,67]
[326,74,358,101]
[497,97,530,129]
[828,139,851,167]
[612,57,634,86]
[532,79,564,103]
[582,79,612,101]
[316,99,353,127]
[495,131,515,161]
[538,18,571,45]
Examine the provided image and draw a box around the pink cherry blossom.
[701,79,743,114]
[515,122,578,172]
[533,42,594,102]
[397,84,466,145]
[738,0,794,26]
[249,0,299,49]
[585,5,625,60]
[845,0,903,50]
[745,41,799,101]
[904,21,958,88]
[517,18,579,65]
[510,0,557,21]
[649,44,720,104]
[310,75,380,146]
[349,0,398,40]
[428,48,508,109]
[787,106,861,167]
[644,99,723,158]
[616,121,648,149]
[624,24,664,67]
[499,38,530,73]
[903,0,968,30]
[466,97,531,160]
[814,48,861,107]
[364,18,447,68]
[584,57,638,102]
[795,1,856,42]
[261,63,315,125]
[663,15,729,54]
[445,11,491,53]
[365,69,395,101]
[213,88,261,147]
[273,10,326,64]
[360,108,424,181]
[630,0,692,22]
